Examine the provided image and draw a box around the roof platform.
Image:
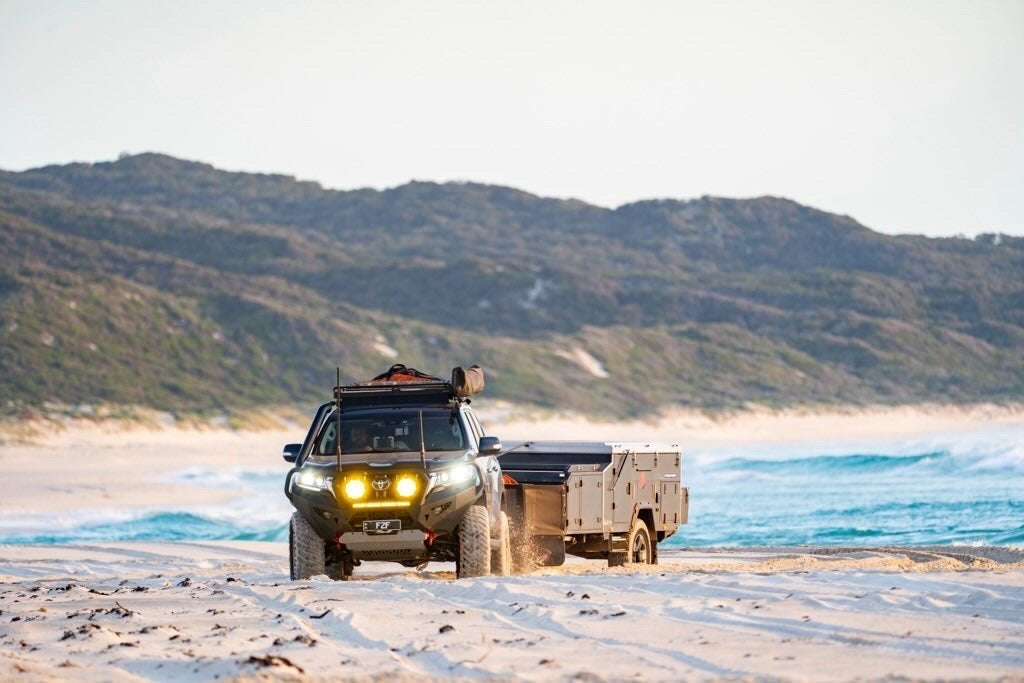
[333,381,457,410]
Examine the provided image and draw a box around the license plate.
[363,519,401,534]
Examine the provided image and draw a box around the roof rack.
[327,363,483,410]
[333,381,459,409]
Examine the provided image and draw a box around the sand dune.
[2,543,1023,681]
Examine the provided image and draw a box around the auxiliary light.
[343,478,367,500]
[395,475,418,498]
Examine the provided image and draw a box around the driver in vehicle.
[347,425,373,452]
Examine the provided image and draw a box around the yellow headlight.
[395,476,418,498]
[344,478,367,500]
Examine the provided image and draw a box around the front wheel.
[289,512,326,580]
[457,504,491,578]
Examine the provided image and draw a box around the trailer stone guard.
[283,365,688,580]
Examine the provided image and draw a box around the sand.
[0,427,298,516]
[1,543,1023,681]
[483,401,1024,449]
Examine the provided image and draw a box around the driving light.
[395,475,418,498]
[344,478,367,500]
[352,500,411,509]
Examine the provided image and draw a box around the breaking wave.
[1,512,288,545]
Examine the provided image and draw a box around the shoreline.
[485,401,1024,450]
[2,401,1021,530]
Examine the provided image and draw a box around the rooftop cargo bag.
[369,364,443,384]
[451,365,485,397]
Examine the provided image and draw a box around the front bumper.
[285,464,483,561]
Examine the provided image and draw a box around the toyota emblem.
[371,477,391,491]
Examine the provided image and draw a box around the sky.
[1,0,1022,237]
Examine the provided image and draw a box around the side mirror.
[479,435,502,456]
[282,443,302,463]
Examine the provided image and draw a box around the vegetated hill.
[1,153,1022,417]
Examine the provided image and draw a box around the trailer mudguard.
[522,484,565,536]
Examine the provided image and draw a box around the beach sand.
[484,401,1024,449]
[2,543,1022,681]
[2,405,1023,680]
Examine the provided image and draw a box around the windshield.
[314,409,467,455]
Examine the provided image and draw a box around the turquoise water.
[675,444,1024,547]
[3,428,1022,547]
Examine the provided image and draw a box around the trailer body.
[499,441,688,566]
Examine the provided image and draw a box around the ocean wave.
[0,465,294,544]
[704,446,1024,477]
[807,499,1024,518]
[990,525,1024,545]
[707,451,947,475]
[0,511,288,545]
[164,467,283,488]
[6,431,1022,548]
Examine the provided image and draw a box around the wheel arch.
[636,507,656,535]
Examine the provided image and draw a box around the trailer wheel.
[289,512,326,580]
[627,518,653,565]
[491,511,512,576]
[457,504,491,578]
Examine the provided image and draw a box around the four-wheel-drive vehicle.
[283,364,688,580]
[283,365,510,580]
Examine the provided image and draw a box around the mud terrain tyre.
[457,504,491,578]
[290,512,326,580]
[626,518,653,565]
[607,519,654,567]
[491,511,512,576]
